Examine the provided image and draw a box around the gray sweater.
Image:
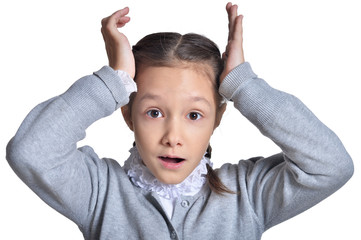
[6,62,353,240]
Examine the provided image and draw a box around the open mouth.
[159,156,185,163]
[158,156,186,169]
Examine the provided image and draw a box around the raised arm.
[219,2,353,230]
[6,7,135,228]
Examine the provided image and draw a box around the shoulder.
[78,145,125,175]
[216,155,265,175]
[215,153,285,188]
[78,145,134,193]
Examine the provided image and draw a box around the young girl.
[6,3,353,240]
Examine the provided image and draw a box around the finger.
[226,2,232,33]
[111,7,130,20]
[116,16,131,28]
[226,2,232,16]
[231,15,243,41]
[230,5,238,31]
[227,4,238,41]
[102,7,130,27]
[228,4,238,21]
[222,52,228,61]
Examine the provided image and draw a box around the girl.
[6,3,353,240]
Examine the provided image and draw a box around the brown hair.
[131,32,234,195]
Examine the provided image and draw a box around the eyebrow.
[139,93,211,108]
[139,93,162,102]
[190,96,212,108]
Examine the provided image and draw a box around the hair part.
[133,32,224,87]
[130,32,233,195]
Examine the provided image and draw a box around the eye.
[146,109,163,118]
[187,112,202,121]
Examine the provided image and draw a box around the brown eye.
[187,112,202,120]
[146,109,163,118]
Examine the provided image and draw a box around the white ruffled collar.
[123,146,212,200]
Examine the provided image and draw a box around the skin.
[101,2,245,184]
[125,66,222,184]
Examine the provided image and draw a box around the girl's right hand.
[101,7,135,78]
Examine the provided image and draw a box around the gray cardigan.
[6,62,353,240]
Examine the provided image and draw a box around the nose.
[161,118,183,148]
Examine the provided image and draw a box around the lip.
[158,156,186,170]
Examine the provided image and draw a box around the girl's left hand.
[220,2,245,84]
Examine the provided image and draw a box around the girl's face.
[123,65,224,184]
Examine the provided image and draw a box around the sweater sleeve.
[219,62,354,230]
[6,66,132,229]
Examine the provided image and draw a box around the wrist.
[115,70,137,95]
[109,63,135,79]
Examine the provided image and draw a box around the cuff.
[115,70,137,95]
[219,62,257,101]
[93,66,130,109]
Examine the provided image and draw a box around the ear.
[121,105,134,131]
[214,103,227,130]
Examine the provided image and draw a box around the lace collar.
[123,146,212,200]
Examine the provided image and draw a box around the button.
[181,200,189,208]
[170,230,177,239]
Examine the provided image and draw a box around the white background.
[1,0,360,239]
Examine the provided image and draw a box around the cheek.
[133,120,157,142]
[132,114,163,151]
[185,122,214,151]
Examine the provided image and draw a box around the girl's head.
[121,32,227,186]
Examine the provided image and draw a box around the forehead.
[134,66,216,101]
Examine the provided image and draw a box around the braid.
[205,145,236,195]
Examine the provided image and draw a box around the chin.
[157,175,187,185]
